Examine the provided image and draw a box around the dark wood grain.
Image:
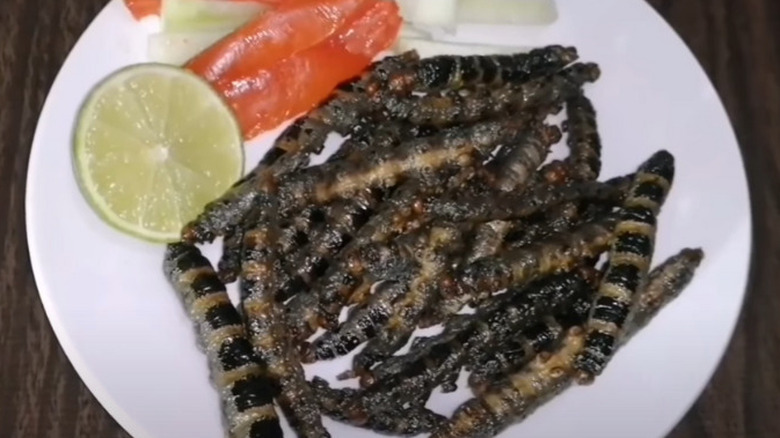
[654,1,780,435]
[0,0,777,437]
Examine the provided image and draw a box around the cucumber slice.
[161,0,268,33]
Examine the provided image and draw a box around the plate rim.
[632,5,754,438]
[24,1,754,437]
[25,2,159,438]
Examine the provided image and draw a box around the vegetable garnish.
[148,0,270,65]
[124,0,161,20]
[397,0,458,29]
[73,64,244,242]
[186,0,373,82]
[221,0,402,138]
[160,0,269,32]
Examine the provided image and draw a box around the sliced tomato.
[222,0,401,139]
[186,0,372,82]
[124,0,160,20]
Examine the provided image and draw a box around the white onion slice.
[397,0,458,30]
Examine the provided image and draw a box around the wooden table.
[0,0,776,436]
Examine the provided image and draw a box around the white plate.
[26,1,751,437]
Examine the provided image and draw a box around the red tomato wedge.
[221,0,401,139]
[186,0,372,82]
[124,0,160,20]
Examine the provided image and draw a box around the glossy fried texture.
[483,122,560,193]
[631,248,704,329]
[285,231,412,340]
[219,225,246,284]
[163,244,282,438]
[437,219,615,319]
[181,52,419,243]
[432,248,703,438]
[424,176,628,225]
[466,220,515,263]
[277,207,324,257]
[312,377,446,435]
[276,189,383,302]
[388,45,579,92]
[306,278,410,362]
[466,289,594,395]
[275,119,440,302]
[360,273,592,400]
[381,62,599,128]
[301,168,473,336]
[502,203,582,253]
[240,212,330,438]
[165,45,703,438]
[575,150,675,382]
[276,118,534,212]
[351,223,467,373]
[564,92,603,182]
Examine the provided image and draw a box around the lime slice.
[73,63,244,243]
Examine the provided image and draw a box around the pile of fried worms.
[162,45,705,438]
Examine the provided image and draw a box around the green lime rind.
[73,63,244,243]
